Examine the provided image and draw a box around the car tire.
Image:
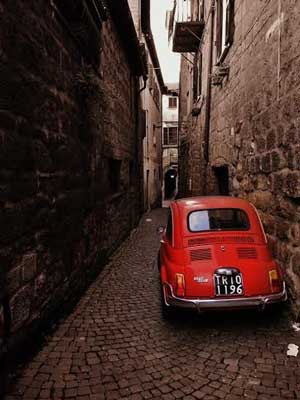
[267,300,289,317]
[157,251,161,271]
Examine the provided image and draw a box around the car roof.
[173,196,254,213]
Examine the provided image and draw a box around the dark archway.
[214,166,229,195]
[164,168,177,199]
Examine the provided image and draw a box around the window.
[216,0,235,61]
[53,0,107,65]
[153,82,160,109]
[188,208,250,232]
[166,209,173,243]
[214,166,229,195]
[199,0,204,21]
[153,125,157,145]
[168,97,177,108]
[193,0,204,21]
[163,127,178,146]
[148,64,155,91]
[193,52,202,101]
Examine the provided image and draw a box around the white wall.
[163,94,179,123]
[141,65,162,210]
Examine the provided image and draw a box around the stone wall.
[128,0,164,211]
[0,0,143,358]
[178,52,205,198]
[141,54,163,210]
[178,0,300,314]
[208,0,300,312]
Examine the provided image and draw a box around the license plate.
[214,273,244,296]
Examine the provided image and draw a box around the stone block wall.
[178,0,300,313]
[208,0,300,312]
[0,0,143,357]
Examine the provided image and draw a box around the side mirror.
[157,226,165,234]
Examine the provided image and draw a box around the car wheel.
[157,251,161,271]
[266,300,289,317]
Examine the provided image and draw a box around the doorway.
[214,166,229,195]
[164,168,177,200]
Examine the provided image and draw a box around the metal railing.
[167,0,204,41]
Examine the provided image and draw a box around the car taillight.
[269,269,283,293]
[175,273,185,297]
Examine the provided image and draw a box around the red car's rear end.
[159,197,286,314]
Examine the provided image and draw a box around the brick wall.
[178,0,300,314]
[0,0,143,358]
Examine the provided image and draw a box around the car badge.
[221,246,226,252]
[193,276,209,283]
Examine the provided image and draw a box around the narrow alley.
[3,209,300,400]
[1,0,300,399]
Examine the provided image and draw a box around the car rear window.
[188,208,250,232]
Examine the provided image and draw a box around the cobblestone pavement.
[3,209,300,400]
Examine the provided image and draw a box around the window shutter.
[193,53,199,101]
[225,0,235,46]
[169,97,177,108]
[163,128,168,145]
[140,110,147,138]
[198,53,202,96]
[149,66,154,91]
[216,0,223,59]
[199,0,204,21]
[153,128,157,145]
[169,127,178,145]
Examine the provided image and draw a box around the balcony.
[167,0,205,53]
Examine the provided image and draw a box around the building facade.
[162,84,179,200]
[0,0,147,358]
[171,0,300,314]
[128,0,165,210]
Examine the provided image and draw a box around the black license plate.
[214,273,244,296]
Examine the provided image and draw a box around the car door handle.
[160,239,166,244]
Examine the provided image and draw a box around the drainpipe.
[203,1,215,193]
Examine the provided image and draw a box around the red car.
[158,196,287,317]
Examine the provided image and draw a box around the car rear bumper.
[163,282,287,311]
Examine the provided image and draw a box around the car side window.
[166,210,173,244]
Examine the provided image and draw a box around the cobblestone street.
[4,209,300,400]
